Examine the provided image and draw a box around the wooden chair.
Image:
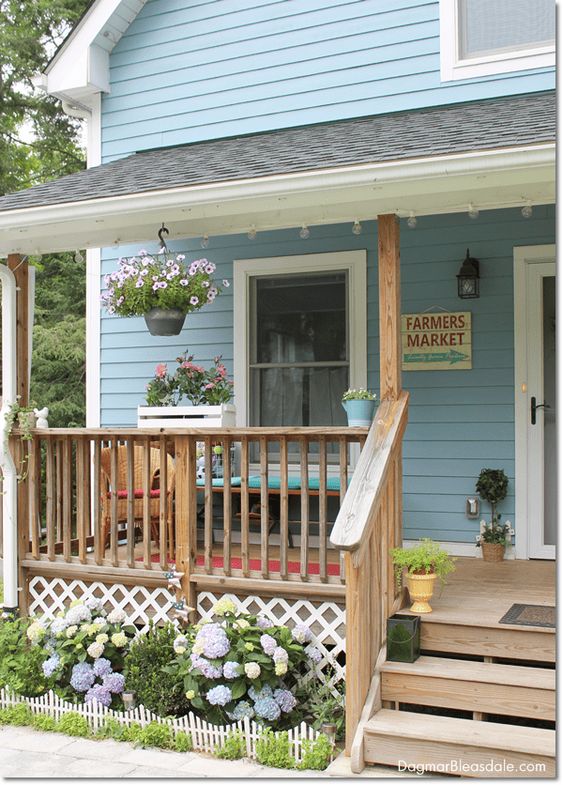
[100,445,175,556]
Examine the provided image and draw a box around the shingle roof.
[0,92,554,213]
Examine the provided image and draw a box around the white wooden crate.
[137,404,236,429]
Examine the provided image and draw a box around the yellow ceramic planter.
[406,572,437,614]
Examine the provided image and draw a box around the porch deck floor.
[413,557,555,633]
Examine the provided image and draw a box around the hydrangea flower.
[65,625,78,638]
[96,634,109,645]
[103,672,125,694]
[228,700,255,721]
[111,632,127,648]
[248,685,272,702]
[190,654,223,679]
[65,604,92,626]
[272,646,288,664]
[275,662,288,676]
[194,623,230,659]
[234,619,250,630]
[173,635,188,654]
[222,661,241,680]
[254,696,281,722]
[211,596,237,618]
[85,684,112,707]
[70,662,95,692]
[244,662,261,680]
[50,618,68,636]
[260,634,277,656]
[87,641,104,659]
[85,597,105,614]
[93,658,113,677]
[291,623,312,644]
[305,645,322,664]
[26,621,46,644]
[107,608,126,624]
[42,654,60,678]
[207,685,232,706]
[256,615,272,630]
[274,689,297,714]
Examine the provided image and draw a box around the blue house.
[0,0,555,774]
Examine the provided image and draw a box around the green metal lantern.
[387,613,421,663]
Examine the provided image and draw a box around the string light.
[201,234,210,248]
[521,202,533,219]
[299,224,310,240]
[407,212,417,229]
[468,203,479,220]
[352,220,362,235]
[247,226,257,240]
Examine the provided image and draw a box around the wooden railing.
[15,426,366,603]
[330,391,409,761]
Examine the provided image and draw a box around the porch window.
[440,0,555,82]
[249,271,348,429]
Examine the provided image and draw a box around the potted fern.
[391,539,455,613]
[475,468,510,562]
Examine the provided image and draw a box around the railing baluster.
[93,439,102,565]
[46,438,55,561]
[159,436,168,569]
[279,437,289,580]
[29,436,39,559]
[76,437,87,564]
[110,439,118,566]
[204,437,212,573]
[259,436,269,579]
[318,436,327,583]
[55,439,62,544]
[300,439,309,581]
[339,438,348,583]
[62,438,72,562]
[240,437,249,578]
[222,438,232,577]
[143,437,152,569]
[126,438,135,569]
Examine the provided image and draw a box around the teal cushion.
[247,475,343,492]
[196,477,242,487]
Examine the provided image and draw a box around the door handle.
[531,396,550,425]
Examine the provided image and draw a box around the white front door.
[516,246,557,559]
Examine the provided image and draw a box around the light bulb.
[201,234,209,248]
[352,220,362,235]
[521,203,533,219]
[468,203,479,220]
[299,224,310,240]
[407,212,417,229]
[247,226,257,240]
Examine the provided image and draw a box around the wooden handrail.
[330,391,409,553]
[14,426,368,438]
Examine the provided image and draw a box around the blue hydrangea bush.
[168,598,322,727]
[27,600,137,708]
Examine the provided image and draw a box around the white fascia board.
[0,143,554,256]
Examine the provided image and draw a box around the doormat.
[499,604,555,628]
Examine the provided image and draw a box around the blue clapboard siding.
[100,205,555,543]
[101,0,555,161]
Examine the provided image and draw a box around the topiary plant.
[391,539,456,590]
[476,468,509,526]
[124,621,189,718]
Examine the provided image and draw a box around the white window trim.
[233,251,367,429]
[439,0,555,82]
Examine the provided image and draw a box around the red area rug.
[138,553,340,576]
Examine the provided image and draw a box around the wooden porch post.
[174,436,197,619]
[7,254,30,406]
[377,215,401,400]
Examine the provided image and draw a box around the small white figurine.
[33,407,49,429]
[196,454,206,479]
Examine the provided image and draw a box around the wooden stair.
[361,617,556,777]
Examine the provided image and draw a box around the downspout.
[0,264,18,612]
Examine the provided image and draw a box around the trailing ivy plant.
[391,539,456,590]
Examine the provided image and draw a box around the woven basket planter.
[481,542,505,562]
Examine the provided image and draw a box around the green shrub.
[215,731,245,760]
[174,730,193,752]
[303,676,345,741]
[298,734,333,770]
[96,717,127,741]
[124,622,189,718]
[391,539,455,589]
[121,722,143,744]
[256,729,294,769]
[57,712,90,737]
[0,703,32,726]
[138,721,173,749]
[31,714,58,732]
[0,616,52,697]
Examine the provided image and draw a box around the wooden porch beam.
[377,215,401,401]
[7,253,30,406]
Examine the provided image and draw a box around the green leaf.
[230,680,247,700]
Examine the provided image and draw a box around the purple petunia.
[207,685,232,706]
[93,658,113,677]
[274,689,297,714]
[85,683,112,707]
[190,296,199,306]
[70,662,95,692]
[102,672,125,694]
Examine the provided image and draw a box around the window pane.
[459,0,554,58]
[250,366,348,427]
[252,272,347,364]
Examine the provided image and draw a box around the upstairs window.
[440,0,555,82]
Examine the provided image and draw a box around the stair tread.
[365,710,555,756]
[381,656,555,690]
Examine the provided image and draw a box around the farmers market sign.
[401,312,472,371]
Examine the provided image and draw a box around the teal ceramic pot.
[342,398,376,426]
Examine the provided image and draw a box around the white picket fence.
[0,687,319,763]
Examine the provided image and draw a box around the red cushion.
[106,488,161,499]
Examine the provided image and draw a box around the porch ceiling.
[0,92,555,256]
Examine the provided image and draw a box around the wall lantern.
[457,249,480,299]
[387,613,420,663]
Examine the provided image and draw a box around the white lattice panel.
[198,591,346,685]
[28,577,173,632]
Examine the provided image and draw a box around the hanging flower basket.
[101,244,229,336]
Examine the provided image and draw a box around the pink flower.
[190,296,199,305]
[155,364,167,379]
[205,383,215,390]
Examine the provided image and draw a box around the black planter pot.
[144,307,186,336]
